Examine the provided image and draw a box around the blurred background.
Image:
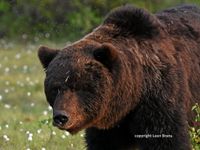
[0,0,200,42]
[0,0,199,150]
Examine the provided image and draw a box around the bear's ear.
[38,46,59,69]
[104,5,160,38]
[93,43,118,71]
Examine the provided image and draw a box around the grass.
[0,40,85,150]
[0,40,199,150]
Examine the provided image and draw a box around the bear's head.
[38,5,163,134]
[38,42,125,133]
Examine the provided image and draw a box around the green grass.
[0,40,85,150]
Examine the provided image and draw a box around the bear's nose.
[53,111,68,126]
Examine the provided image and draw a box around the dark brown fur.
[38,4,200,150]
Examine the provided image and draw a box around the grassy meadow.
[0,40,85,150]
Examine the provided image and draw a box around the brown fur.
[38,4,200,150]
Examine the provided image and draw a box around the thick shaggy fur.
[38,5,200,150]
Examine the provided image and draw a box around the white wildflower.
[43,111,48,116]
[65,131,70,136]
[4,89,9,93]
[48,106,52,111]
[15,53,21,59]
[4,104,11,109]
[3,135,10,141]
[27,92,31,96]
[28,133,33,141]
[4,67,10,73]
[61,135,66,139]
[37,129,42,134]
[52,131,56,135]
[30,103,35,107]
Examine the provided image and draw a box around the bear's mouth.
[52,121,84,134]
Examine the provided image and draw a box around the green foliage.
[190,103,200,150]
[0,0,200,41]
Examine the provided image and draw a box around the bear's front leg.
[85,126,137,150]
[131,103,191,150]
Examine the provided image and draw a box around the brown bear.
[38,4,200,150]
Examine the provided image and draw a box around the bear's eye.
[46,87,61,107]
[51,87,61,96]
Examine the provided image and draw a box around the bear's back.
[157,5,200,124]
[156,4,200,39]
